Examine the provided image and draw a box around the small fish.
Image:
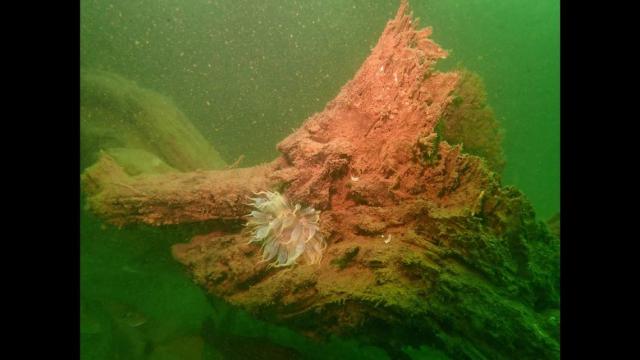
[121,265,142,274]
[104,301,148,328]
[121,311,147,328]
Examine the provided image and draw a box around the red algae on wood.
[82,2,559,359]
[82,154,280,226]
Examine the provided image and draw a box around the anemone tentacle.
[245,191,325,267]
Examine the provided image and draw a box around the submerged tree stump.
[81,2,559,359]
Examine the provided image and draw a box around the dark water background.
[80,1,559,359]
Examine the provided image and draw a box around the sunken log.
[81,1,558,359]
[81,154,280,226]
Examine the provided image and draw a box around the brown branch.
[81,154,279,226]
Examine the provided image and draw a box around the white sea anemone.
[246,191,326,267]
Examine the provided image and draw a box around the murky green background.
[80,0,559,359]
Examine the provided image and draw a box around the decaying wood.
[81,0,469,226]
[81,2,558,359]
[82,154,279,226]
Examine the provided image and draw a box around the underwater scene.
[80,0,559,359]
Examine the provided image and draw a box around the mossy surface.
[331,246,361,270]
[438,69,505,173]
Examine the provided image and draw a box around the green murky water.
[80,1,559,359]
